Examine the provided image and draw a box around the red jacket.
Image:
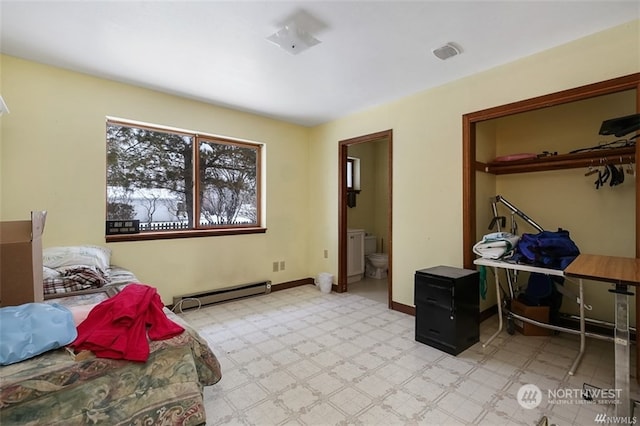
[71,284,184,361]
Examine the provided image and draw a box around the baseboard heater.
[172,280,271,311]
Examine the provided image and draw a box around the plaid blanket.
[43,266,109,295]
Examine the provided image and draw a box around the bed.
[0,246,222,426]
[41,245,140,297]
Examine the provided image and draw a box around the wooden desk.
[565,254,640,418]
[564,254,640,286]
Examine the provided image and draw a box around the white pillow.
[43,266,61,280]
[43,245,112,271]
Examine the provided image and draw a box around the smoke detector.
[432,43,462,60]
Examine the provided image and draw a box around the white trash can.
[316,273,333,294]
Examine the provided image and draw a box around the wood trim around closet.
[636,86,640,259]
[461,72,640,382]
[636,78,640,385]
[463,72,640,270]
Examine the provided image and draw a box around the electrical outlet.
[279,260,285,271]
[272,261,279,272]
[324,249,328,259]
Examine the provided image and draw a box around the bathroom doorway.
[338,129,392,308]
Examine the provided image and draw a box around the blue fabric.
[520,273,565,324]
[511,229,580,270]
[0,303,77,365]
[523,273,553,305]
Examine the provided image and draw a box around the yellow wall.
[1,20,639,316]
[308,20,640,311]
[0,55,310,303]
[373,139,390,253]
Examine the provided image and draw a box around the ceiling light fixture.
[266,9,325,56]
[267,21,321,55]
[432,43,462,60]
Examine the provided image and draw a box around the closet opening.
[462,71,640,379]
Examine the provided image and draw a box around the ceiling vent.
[432,43,462,60]
[267,10,325,55]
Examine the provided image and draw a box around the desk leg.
[483,266,502,348]
[614,286,631,418]
[568,279,586,375]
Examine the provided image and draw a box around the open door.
[338,129,393,308]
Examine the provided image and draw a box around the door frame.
[338,129,393,308]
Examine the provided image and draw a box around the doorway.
[338,129,393,307]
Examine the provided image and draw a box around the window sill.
[106,227,267,242]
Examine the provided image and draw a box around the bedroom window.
[106,118,264,241]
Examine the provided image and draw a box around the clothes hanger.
[595,159,610,189]
[609,163,622,186]
[584,160,598,177]
[626,156,635,176]
[617,157,625,185]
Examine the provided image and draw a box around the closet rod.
[481,146,636,175]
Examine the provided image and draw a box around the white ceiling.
[2,1,639,127]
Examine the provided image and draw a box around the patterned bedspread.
[0,294,222,425]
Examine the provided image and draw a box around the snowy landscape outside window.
[106,119,263,240]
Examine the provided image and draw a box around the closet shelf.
[477,146,636,175]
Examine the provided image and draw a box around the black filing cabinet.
[415,266,479,355]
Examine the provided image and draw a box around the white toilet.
[364,235,388,279]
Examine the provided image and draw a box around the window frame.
[346,156,360,191]
[105,118,265,242]
[346,158,355,190]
